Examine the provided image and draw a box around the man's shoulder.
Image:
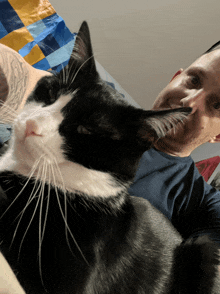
[141,147,193,165]
[134,148,194,182]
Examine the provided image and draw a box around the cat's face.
[5,22,191,197]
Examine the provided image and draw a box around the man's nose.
[180,89,204,114]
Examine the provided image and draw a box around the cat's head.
[8,22,191,196]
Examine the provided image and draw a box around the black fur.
[170,236,220,293]
[0,21,219,294]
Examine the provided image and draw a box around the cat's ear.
[138,107,191,143]
[68,21,97,79]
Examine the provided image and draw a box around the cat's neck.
[0,146,128,200]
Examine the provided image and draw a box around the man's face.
[152,49,220,148]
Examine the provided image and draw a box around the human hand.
[0,44,51,123]
[0,63,8,106]
[0,252,25,294]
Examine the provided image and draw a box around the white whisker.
[10,157,44,250]
[66,57,77,87]
[0,111,16,119]
[0,111,17,120]
[0,101,18,115]
[41,160,50,245]
[39,158,46,248]
[0,117,13,124]
[0,110,17,123]
[49,159,89,266]
[38,157,47,286]
[17,160,45,257]
[0,155,44,221]
[65,64,69,85]
[61,63,67,86]
[51,155,75,256]
[0,109,17,123]
[68,55,95,88]
[27,107,48,118]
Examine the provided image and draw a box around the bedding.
[0,0,139,145]
[195,157,220,183]
[195,156,220,186]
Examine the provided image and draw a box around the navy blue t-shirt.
[129,148,220,245]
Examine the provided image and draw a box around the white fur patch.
[0,94,125,198]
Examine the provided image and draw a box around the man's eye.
[190,75,200,86]
[213,102,220,110]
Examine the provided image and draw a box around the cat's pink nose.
[25,119,41,137]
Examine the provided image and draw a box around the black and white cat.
[0,21,219,294]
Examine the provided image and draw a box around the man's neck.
[154,138,193,158]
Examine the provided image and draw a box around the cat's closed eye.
[77,125,92,135]
[76,125,121,140]
[48,89,57,104]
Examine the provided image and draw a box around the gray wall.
[50,0,220,160]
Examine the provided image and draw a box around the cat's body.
[0,173,181,294]
[0,22,219,294]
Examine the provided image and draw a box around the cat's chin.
[1,139,126,199]
[10,133,59,167]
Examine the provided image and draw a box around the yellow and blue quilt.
[0,0,76,72]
